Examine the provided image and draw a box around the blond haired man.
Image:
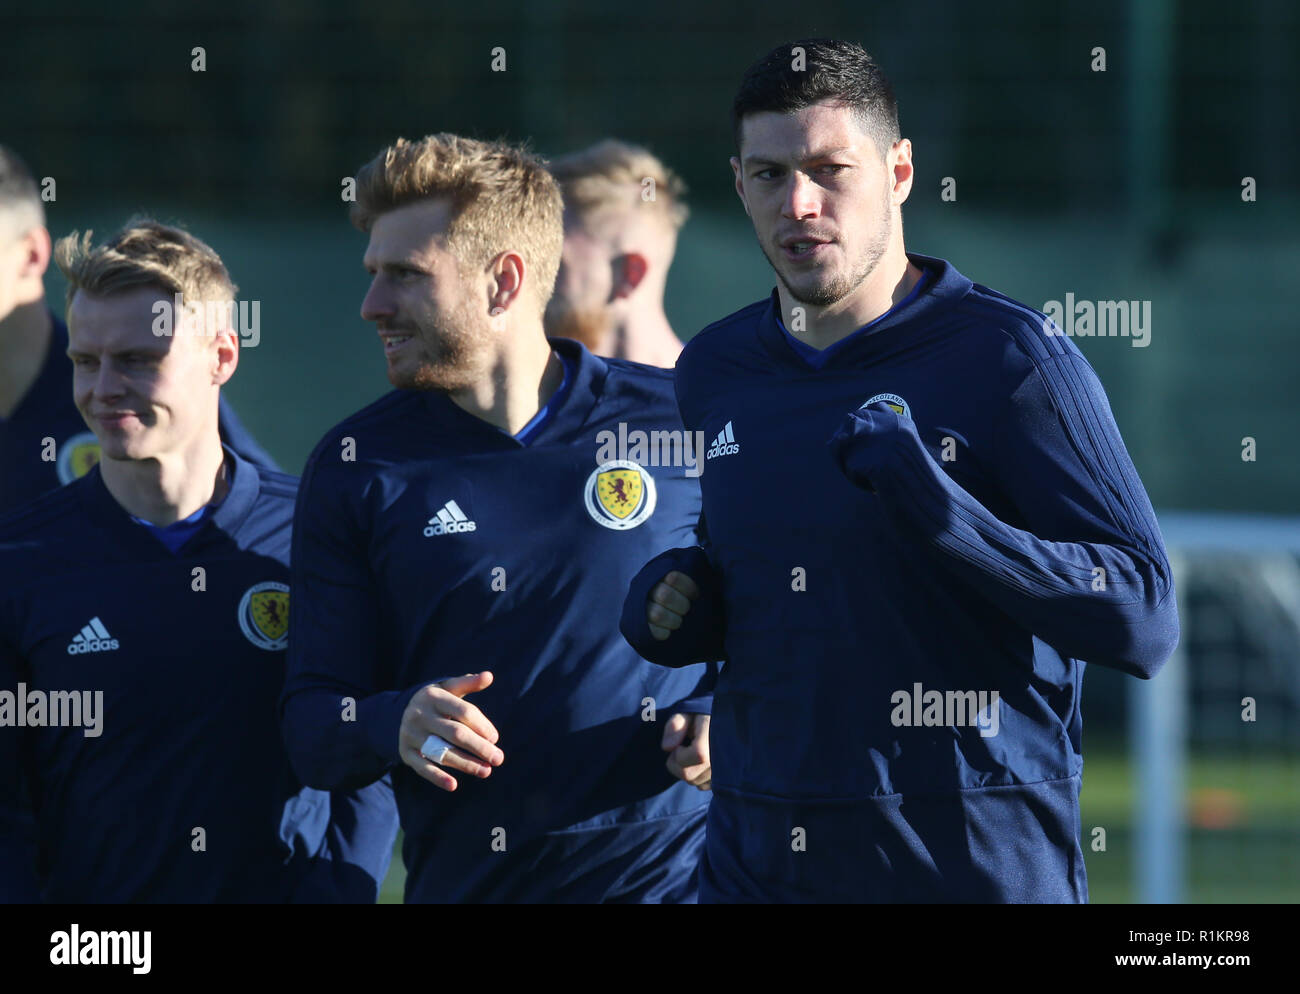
[544,140,687,367]
[282,134,715,903]
[0,146,278,516]
[0,219,396,901]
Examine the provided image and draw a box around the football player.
[623,38,1179,903]
[282,135,714,903]
[0,219,396,901]
[544,140,687,367]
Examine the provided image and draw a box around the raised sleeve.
[832,350,1178,678]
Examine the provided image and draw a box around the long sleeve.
[280,449,422,791]
[621,512,727,669]
[832,352,1178,678]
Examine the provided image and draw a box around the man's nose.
[361,277,393,323]
[91,362,127,401]
[783,171,821,219]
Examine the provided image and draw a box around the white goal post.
[1129,511,1300,903]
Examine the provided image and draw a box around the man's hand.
[398,671,504,791]
[828,400,932,493]
[662,712,711,790]
[647,571,701,641]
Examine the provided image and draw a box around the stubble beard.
[765,190,894,308]
[544,298,613,355]
[389,302,492,393]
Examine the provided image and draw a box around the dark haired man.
[623,39,1178,903]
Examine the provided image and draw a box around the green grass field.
[376,747,1300,903]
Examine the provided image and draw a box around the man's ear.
[487,250,525,322]
[890,138,915,205]
[612,252,648,300]
[212,324,239,386]
[730,157,751,217]
[19,226,52,281]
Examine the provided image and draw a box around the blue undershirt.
[128,459,231,553]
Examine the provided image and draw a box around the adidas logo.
[706,421,740,460]
[423,499,477,537]
[66,617,120,655]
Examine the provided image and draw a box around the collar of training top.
[416,334,610,449]
[755,252,974,369]
[76,442,263,556]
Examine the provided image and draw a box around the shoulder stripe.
[963,284,1159,562]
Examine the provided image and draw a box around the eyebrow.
[67,346,168,359]
[363,257,431,273]
[742,147,858,167]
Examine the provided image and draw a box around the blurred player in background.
[282,134,714,903]
[0,145,279,517]
[623,38,1179,902]
[544,140,686,367]
[0,219,396,901]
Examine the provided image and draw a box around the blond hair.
[53,218,237,327]
[549,140,689,233]
[351,134,564,307]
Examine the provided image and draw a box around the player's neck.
[779,247,923,352]
[99,429,229,526]
[0,302,53,418]
[449,332,565,436]
[611,307,682,368]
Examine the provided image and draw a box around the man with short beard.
[622,38,1178,903]
[281,135,715,903]
[544,140,687,367]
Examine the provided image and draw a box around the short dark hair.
[731,39,900,160]
[0,144,45,234]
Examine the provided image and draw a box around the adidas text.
[67,617,119,655]
[706,421,740,460]
[424,500,477,537]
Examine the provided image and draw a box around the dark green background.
[6,0,1297,509]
